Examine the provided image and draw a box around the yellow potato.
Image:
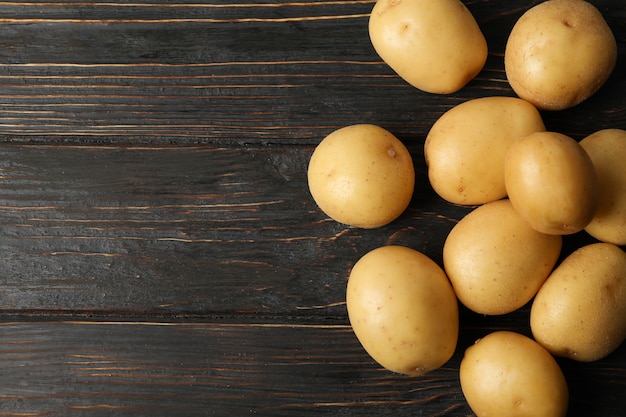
[505,0,617,110]
[504,131,598,235]
[531,243,626,362]
[580,129,626,245]
[424,97,545,205]
[460,331,569,417]
[368,0,487,94]
[443,199,562,315]
[346,245,458,376]
[307,124,414,228]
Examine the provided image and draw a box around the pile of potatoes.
[307,0,625,416]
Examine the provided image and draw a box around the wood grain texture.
[0,321,469,417]
[0,0,622,144]
[0,0,622,416]
[0,320,624,417]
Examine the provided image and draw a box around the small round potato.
[460,331,569,417]
[368,0,487,94]
[307,124,414,228]
[531,243,626,362]
[346,245,458,376]
[504,131,598,235]
[504,0,617,110]
[580,129,626,245]
[443,199,562,315]
[424,97,545,205]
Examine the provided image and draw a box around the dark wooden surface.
[0,1,623,416]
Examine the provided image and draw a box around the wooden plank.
[0,144,470,316]
[0,143,600,317]
[0,1,621,144]
[0,320,623,417]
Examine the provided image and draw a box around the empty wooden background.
[0,1,623,416]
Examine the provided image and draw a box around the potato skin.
[460,331,568,417]
[368,0,487,94]
[531,243,626,362]
[580,129,626,245]
[424,97,545,205]
[307,124,414,228]
[443,199,562,315]
[504,0,617,110]
[346,245,458,376]
[504,131,598,235]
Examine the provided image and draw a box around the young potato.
[505,0,617,110]
[443,199,562,315]
[368,0,487,94]
[580,129,626,245]
[460,331,569,417]
[307,124,414,228]
[346,245,459,376]
[504,131,598,235]
[531,243,626,362]
[424,97,545,205]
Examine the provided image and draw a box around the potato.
[504,0,617,110]
[368,0,487,94]
[307,124,414,228]
[504,131,598,235]
[460,331,569,417]
[443,199,562,315]
[580,129,626,245]
[531,243,626,362]
[346,245,458,376]
[424,97,545,205]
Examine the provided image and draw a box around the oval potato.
[460,331,569,417]
[307,124,414,228]
[505,0,617,110]
[347,245,458,376]
[531,242,626,362]
[443,199,562,315]
[580,129,626,245]
[424,96,545,205]
[368,0,487,94]
[504,131,598,235]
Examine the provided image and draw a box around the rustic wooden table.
[0,1,623,416]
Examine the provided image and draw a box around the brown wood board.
[0,1,623,416]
